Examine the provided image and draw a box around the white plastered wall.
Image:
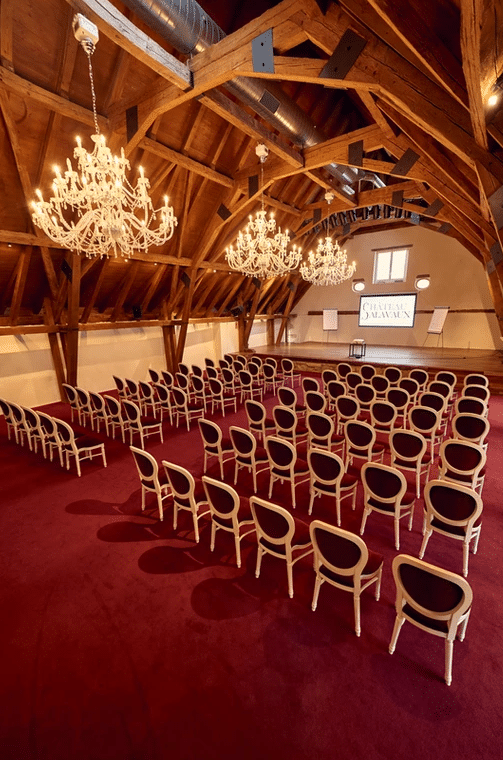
[290,226,500,349]
[0,322,239,408]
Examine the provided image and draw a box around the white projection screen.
[358,293,417,328]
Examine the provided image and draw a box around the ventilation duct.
[121,0,372,193]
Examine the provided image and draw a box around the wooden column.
[65,252,81,387]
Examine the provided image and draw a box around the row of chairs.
[0,398,107,477]
[130,444,473,686]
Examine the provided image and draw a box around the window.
[373,247,409,284]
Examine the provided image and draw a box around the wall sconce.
[352,278,365,292]
[415,274,430,290]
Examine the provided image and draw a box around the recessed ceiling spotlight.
[415,274,430,290]
[352,278,365,292]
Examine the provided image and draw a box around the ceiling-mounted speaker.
[230,305,244,318]
[132,305,142,319]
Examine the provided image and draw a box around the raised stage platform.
[251,342,503,394]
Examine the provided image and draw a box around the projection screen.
[358,293,417,328]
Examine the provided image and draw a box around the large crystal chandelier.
[31,15,177,259]
[225,144,301,278]
[300,191,356,286]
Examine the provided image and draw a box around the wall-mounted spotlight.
[487,75,503,107]
[415,274,430,290]
[352,278,365,292]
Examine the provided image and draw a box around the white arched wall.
[290,226,500,350]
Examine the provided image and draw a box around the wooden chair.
[281,357,301,387]
[202,476,256,568]
[344,419,385,468]
[272,405,309,448]
[389,554,473,686]
[360,462,416,550]
[103,395,128,442]
[438,439,486,495]
[390,428,430,499]
[265,436,310,509]
[244,399,275,443]
[229,425,269,493]
[451,413,490,451]
[305,412,345,456]
[198,418,234,479]
[172,387,204,431]
[250,496,313,598]
[310,520,383,636]
[130,445,171,521]
[54,418,107,477]
[162,461,210,543]
[307,448,358,524]
[122,399,163,447]
[209,377,237,416]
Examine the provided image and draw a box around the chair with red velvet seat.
[122,399,163,447]
[420,480,483,577]
[62,383,82,425]
[307,448,358,524]
[336,362,352,380]
[302,376,320,394]
[322,368,339,391]
[178,362,190,377]
[370,400,397,442]
[38,412,64,465]
[162,461,210,543]
[239,369,262,404]
[175,372,192,400]
[399,377,420,407]
[125,377,143,407]
[438,439,486,495]
[326,380,347,412]
[161,370,175,392]
[278,385,306,417]
[435,371,458,400]
[172,387,204,431]
[360,364,376,381]
[113,375,128,402]
[419,391,449,434]
[89,391,110,435]
[344,419,385,469]
[0,398,19,443]
[354,383,376,421]
[454,396,488,418]
[250,496,313,598]
[191,375,209,413]
[22,406,45,455]
[265,436,310,509]
[346,372,362,395]
[463,373,489,389]
[208,377,237,416]
[229,425,269,493]
[76,387,96,428]
[55,418,107,477]
[281,357,301,388]
[148,368,161,385]
[198,418,234,479]
[202,476,256,568]
[389,554,473,686]
[139,380,158,418]
[305,412,345,457]
[5,401,28,446]
[335,395,360,434]
[263,362,282,394]
[428,380,455,418]
[304,390,327,415]
[222,367,241,399]
[130,445,171,521]
[310,520,383,636]
[360,462,416,550]
[408,405,443,463]
[390,428,430,499]
[103,395,128,442]
[461,384,490,404]
[244,399,275,443]
[272,405,309,448]
[386,387,410,429]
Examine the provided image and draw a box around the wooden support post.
[243,280,262,349]
[43,297,66,399]
[276,277,298,345]
[237,314,246,352]
[162,324,177,374]
[267,316,275,345]
[65,252,81,387]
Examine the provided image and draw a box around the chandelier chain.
[85,45,100,136]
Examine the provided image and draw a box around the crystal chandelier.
[300,191,356,286]
[225,144,301,278]
[31,15,177,259]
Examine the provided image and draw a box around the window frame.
[372,246,410,284]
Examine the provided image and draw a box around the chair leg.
[389,614,405,654]
[286,561,294,598]
[141,485,146,512]
[308,487,316,516]
[173,502,178,530]
[210,521,216,551]
[235,533,242,569]
[360,508,370,536]
[394,517,400,550]
[101,447,107,468]
[255,545,264,578]
[462,541,469,577]
[419,529,431,560]
[375,567,382,601]
[192,510,200,543]
[445,638,454,686]
[291,479,296,509]
[353,592,361,637]
[311,574,322,611]
[407,505,414,531]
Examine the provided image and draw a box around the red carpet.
[1,384,502,760]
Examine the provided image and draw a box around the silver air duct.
[121,0,365,193]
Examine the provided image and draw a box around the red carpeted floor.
[1,382,502,760]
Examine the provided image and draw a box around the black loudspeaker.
[230,305,244,318]
[132,305,142,319]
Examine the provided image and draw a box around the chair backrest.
[172,387,188,409]
[454,396,487,417]
[62,383,78,405]
[139,380,153,399]
[191,375,205,394]
[222,367,236,386]
[326,380,346,403]
[123,399,141,424]
[281,358,294,374]
[209,378,224,397]
[265,436,296,472]
[305,390,327,413]
[360,364,376,381]
[176,372,190,391]
[439,439,486,484]
[263,364,276,380]
[427,380,452,400]
[76,387,91,410]
[161,370,174,388]
[54,417,75,446]
[322,369,338,387]
[346,372,362,391]
[387,387,410,411]
[229,425,258,458]
[103,395,121,417]
[245,399,267,429]
[130,445,160,487]
[354,383,376,407]
[336,362,351,379]
[370,400,397,429]
[310,519,369,580]
[384,366,402,385]
[371,375,390,395]
[0,398,13,421]
[335,395,360,422]
[198,418,223,448]
[308,448,345,485]
[278,386,297,409]
[419,391,446,414]
[390,429,427,465]
[462,385,490,403]
[191,365,203,378]
[126,378,139,396]
[463,373,489,388]
[408,405,440,435]
[250,496,295,548]
[424,479,483,534]
[113,376,126,395]
[264,357,277,368]
[239,370,252,389]
[399,377,419,402]
[409,368,429,389]
[451,413,490,447]
[89,391,106,413]
[202,475,240,521]
[435,371,457,389]
[361,462,407,511]
[178,363,190,376]
[273,405,297,437]
[306,412,334,446]
[8,401,26,427]
[248,363,260,380]
[23,406,41,433]
[302,377,320,393]
[38,411,58,438]
[205,357,215,368]
[249,355,263,369]
[154,383,170,404]
[219,358,230,371]
[148,368,161,384]
[344,420,376,454]
[233,359,245,373]
[163,461,196,502]
[391,554,473,630]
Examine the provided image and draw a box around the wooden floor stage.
[252,341,503,394]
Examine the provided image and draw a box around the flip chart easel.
[322,309,338,342]
[424,307,449,348]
